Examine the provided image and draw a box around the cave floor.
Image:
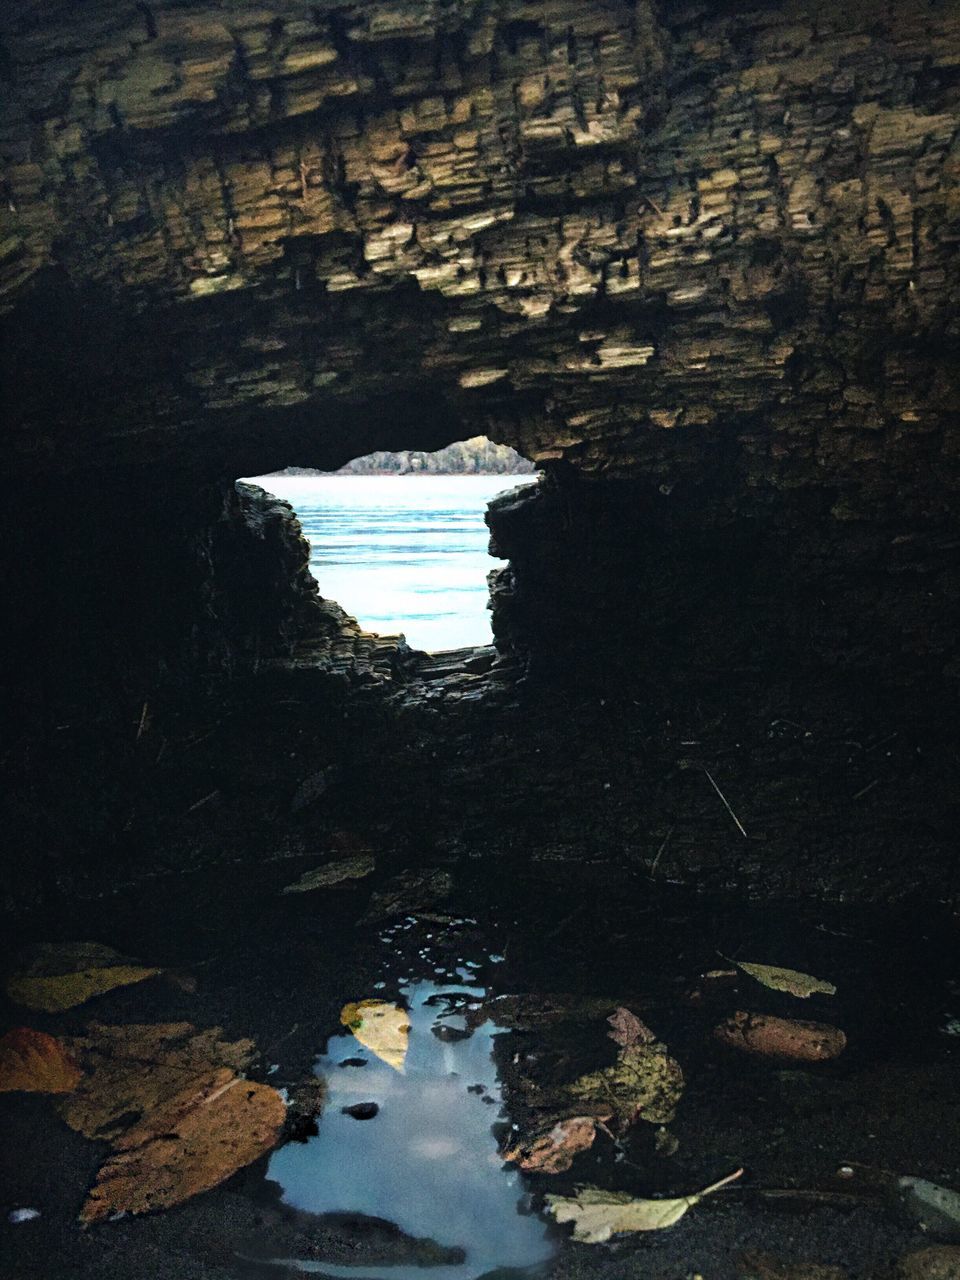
[2,841,959,1280]
[11,646,958,911]
[4,656,960,1277]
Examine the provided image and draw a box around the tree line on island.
[272,437,535,477]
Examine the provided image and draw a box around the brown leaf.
[59,1022,257,1141]
[714,1012,846,1062]
[0,1027,82,1094]
[607,1007,655,1048]
[504,1116,597,1173]
[80,1070,285,1223]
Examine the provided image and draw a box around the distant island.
[270,436,535,477]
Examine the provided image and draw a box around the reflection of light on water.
[266,976,554,1280]
[240,475,537,650]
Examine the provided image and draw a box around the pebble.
[342,1102,379,1120]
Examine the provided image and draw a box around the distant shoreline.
[257,467,536,479]
[256,437,536,479]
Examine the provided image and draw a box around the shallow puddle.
[2,859,959,1280]
[269,970,554,1278]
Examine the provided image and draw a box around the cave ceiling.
[0,0,957,518]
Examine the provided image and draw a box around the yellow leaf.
[547,1169,743,1243]
[6,943,160,1013]
[281,854,375,894]
[80,1070,285,1223]
[0,1027,82,1094]
[340,1000,410,1072]
[735,962,836,999]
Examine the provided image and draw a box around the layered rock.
[0,0,958,705]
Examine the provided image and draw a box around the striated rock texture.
[0,0,959,698]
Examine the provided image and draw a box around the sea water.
[242,474,537,651]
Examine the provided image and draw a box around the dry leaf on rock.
[714,1012,846,1062]
[59,1022,257,1141]
[607,1007,656,1048]
[0,1027,82,1094]
[547,1168,742,1242]
[735,962,836,999]
[568,1027,683,1126]
[282,854,376,894]
[80,1069,285,1223]
[6,942,160,1013]
[340,1001,410,1072]
[504,1116,598,1174]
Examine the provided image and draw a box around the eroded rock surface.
[0,0,959,899]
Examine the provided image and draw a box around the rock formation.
[1,0,959,898]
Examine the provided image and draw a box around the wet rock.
[284,1077,327,1143]
[714,1012,847,1062]
[738,1252,848,1280]
[359,869,454,925]
[894,1246,960,1280]
[432,1022,472,1043]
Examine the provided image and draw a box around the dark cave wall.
[3,473,325,725]
[487,469,960,710]
[0,0,959,714]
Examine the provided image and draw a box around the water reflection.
[267,977,553,1280]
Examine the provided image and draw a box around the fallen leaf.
[340,1001,410,1072]
[735,962,836,999]
[504,1116,597,1173]
[282,854,375,894]
[714,1012,846,1062]
[895,1177,960,1243]
[568,1028,684,1126]
[59,1022,257,1141]
[6,942,160,1013]
[607,1007,656,1048]
[0,1028,82,1094]
[80,1069,285,1223]
[547,1168,743,1242]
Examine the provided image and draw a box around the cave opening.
[240,438,536,652]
